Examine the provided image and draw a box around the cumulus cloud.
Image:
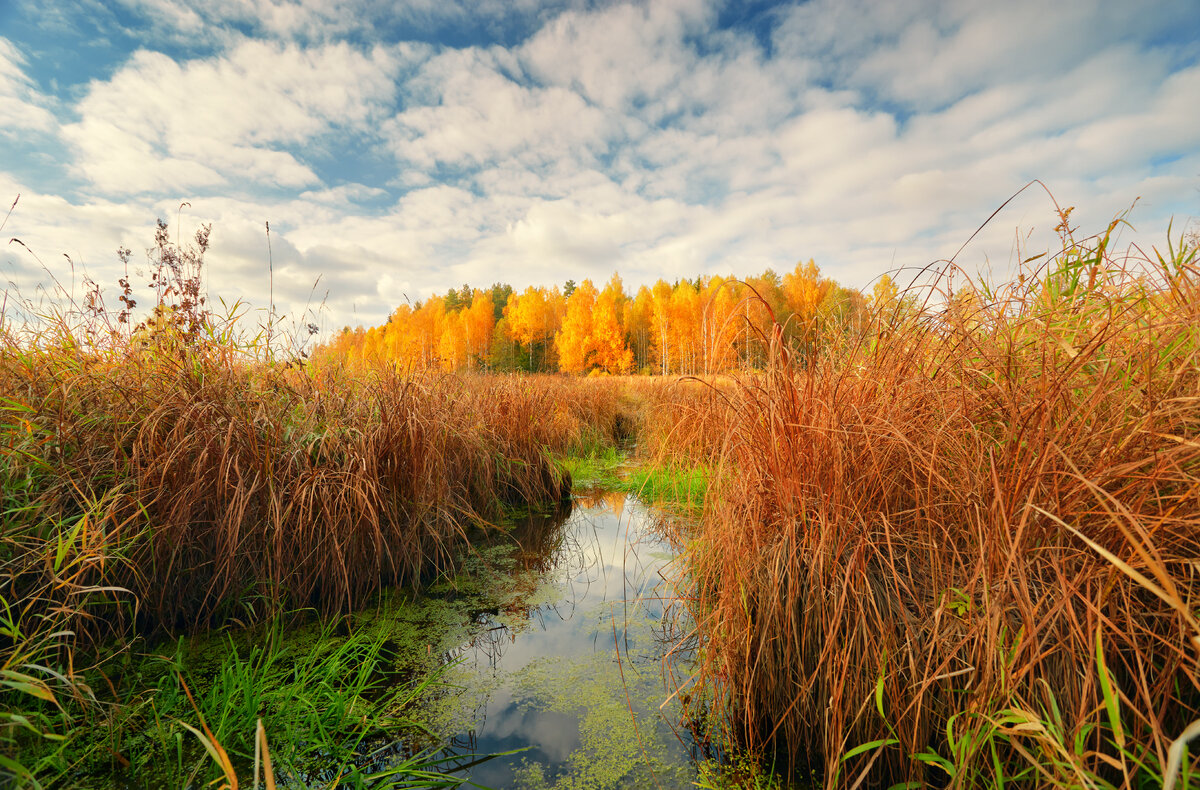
[107,0,595,47]
[385,47,621,170]
[773,0,1196,109]
[61,39,410,195]
[3,0,1199,336]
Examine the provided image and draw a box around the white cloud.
[108,0,364,45]
[0,38,57,134]
[521,0,712,112]
[61,39,409,195]
[297,183,388,206]
[385,47,620,170]
[5,0,1200,337]
[107,0,595,47]
[774,0,1197,110]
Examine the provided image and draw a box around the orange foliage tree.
[556,279,598,373]
[594,275,634,374]
[313,263,877,375]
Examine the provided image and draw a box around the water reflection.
[419,492,700,789]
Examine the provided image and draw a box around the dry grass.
[1,343,588,642]
[500,373,641,454]
[0,218,626,652]
[633,375,733,466]
[7,206,1199,787]
[675,219,1200,787]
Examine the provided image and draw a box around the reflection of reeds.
[506,501,574,575]
[675,218,1200,786]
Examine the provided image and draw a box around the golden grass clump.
[0,210,638,781]
[682,220,1200,787]
[633,374,735,465]
[0,336,582,642]
[503,373,641,453]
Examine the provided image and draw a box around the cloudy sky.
[1,0,1198,330]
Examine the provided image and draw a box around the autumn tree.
[437,311,467,370]
[650,280,674,375]
[782,259,832,363]
[462,291,495,369]
[556,279,598,374]
[505,286,564,372]
[315,260,890,377]
[740,271,785,369]
[700,275,741,373]
[870,274,899,313]
[668,281,701,374]
[594,276,634,374]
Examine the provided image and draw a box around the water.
[417,490,705,789]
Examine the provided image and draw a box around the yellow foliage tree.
[650,280,674,375]
[625,286,654,372]
[507,286,563,370]
[312,260,889,376]
[871,274,899,313]
[668,282,701,375]
[594,278,634,374]
[463,291,495,369]
[556,279,598,374]
[700,275,741,373]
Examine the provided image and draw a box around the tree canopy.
[314,262,889,375]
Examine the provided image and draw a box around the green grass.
[556,447,710,512]
[620,465,709,512]
[25,615,476,788]
[555,446,626,489]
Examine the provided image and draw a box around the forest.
[314,262,898,376]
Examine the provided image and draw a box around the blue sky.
[1,0,1198,330]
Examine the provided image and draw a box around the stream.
[393,489,707,788]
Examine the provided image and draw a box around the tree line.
[314,261,901,375]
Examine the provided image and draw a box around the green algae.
[388,494,705,789]
[507,650,693,790]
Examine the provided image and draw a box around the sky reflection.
[426,493,699,789]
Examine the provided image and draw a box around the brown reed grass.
[675,218,1200,787]
[0,214,647,782]
[502,373,640,454]
[1,340,591,640]
[632,374,734,466]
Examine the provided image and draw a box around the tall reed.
[1,344,582,640]
[681,217,1200,787]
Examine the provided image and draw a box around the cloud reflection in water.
[429,493,699,789]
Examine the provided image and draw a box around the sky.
[1,0,1198,332]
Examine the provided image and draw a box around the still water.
[418,491,704,789]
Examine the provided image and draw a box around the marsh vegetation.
[2,205,1198,788]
